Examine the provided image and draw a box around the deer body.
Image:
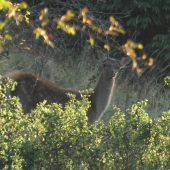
[2,48,131,124]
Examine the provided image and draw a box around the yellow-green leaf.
[68,27,76,35]
[44,8,48,15]
[19,2,28,9]
[137,44,143,49]
[67,10,75,18]
[35,32,40,39]
[148,58,154,66]
[132,60,137,70]
[0,22,5,30]
[89,37,94,45]
[26,11,31,15]
[110,16,115,23]
[4,34,12,40]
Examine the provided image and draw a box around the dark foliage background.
[97,0,170,62]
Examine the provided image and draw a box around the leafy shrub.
[0,80,170,169]
[101,100,170,169]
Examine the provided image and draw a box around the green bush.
[0,80,170,169]
[101,100,170,169]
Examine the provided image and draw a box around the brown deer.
[1,48,131,124]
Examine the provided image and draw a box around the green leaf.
[19,2,28,9]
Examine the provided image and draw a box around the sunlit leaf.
[127,40,134,47]
[57,25,61,29]
[39,14,44,21]
[86,17,93,25]
[82,16,86,23]
[137,44,143,49]
[132,60,137,70]
[8,10,16,18]
[127,49,136,58]
[66,10,75,18]
[61,15,66,21]
[24,47,30,50]
[1,1,12,10]
[57,20,65,27]
[44,8,48,15]
[142,54,147,60]
[68,27,76,35]
[89,36,94,45]
[110,16,115,23]
[91,25,98,30]
[104,44,110,51]
[19,2,28,9]
[109,25,114,31]
[80,7,88,16]
[35,32,40,39]
[48,41,54,48]
[104,31,114,35]
[43,35,48,40]
[26,11,31,15]
[0,22,5,30]
[119,28,125,34]
[4,34,12,40]
[148,58,154,66]
[25,17,29,23]
[40,30,46,36]
[41,8,48,15]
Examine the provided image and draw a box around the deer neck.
[88,72,116,124]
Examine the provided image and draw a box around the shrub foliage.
[0,81,170,169]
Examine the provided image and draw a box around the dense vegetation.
[0,80,170,169]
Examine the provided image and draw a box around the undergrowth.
[0,80,170,169]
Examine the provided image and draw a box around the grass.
[1,46,170,124]
[110,68,170,119]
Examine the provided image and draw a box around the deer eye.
[103,64,106,67]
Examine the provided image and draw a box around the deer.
[1,48,131,124]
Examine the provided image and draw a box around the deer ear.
[120,57,132,68]
[95,47,107,62]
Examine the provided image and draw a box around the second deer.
[2,48,131,124]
